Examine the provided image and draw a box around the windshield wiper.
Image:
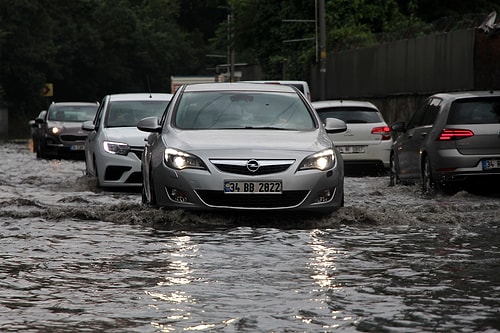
[244,126,294,130]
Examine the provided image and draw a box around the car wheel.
[147,167,158,207]
[37,140,46,159]
[422,156,437,196]
[92,157,103,188]
[389,153,400,186]
[141,167,149,205]
[142,166,158,207]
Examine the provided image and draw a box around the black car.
[32,102,99,159]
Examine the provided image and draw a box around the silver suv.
[390,90,500,194]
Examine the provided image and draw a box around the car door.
[396,98,441,179]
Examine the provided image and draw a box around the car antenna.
[147,75,152,98]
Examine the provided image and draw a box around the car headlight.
[164,148,206,170]
[49,127,61,135]
[299,149,335,171]
[103,141,130,155]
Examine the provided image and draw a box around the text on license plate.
[338,145,365,154]
[482,159,500,170]
[70,144,85,151]
[224,181,282,194]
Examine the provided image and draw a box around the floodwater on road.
[0,141,499,332]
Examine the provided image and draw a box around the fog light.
[316,189,334,203]
[167,188,189,203]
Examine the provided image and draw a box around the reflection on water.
[0,142,499,332]
[1,217,499,332]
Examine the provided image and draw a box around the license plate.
[482,159,500,170]
[70,144,85,151]
[224,180,282,194]
[338,145,365,154]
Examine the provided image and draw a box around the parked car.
[312,100,392,172]
[32,102,99,159]
[137,82,347,213]
[29,110,46,153]
[243,80,311,101]
[390,90,500,194]
[82,93,172,188]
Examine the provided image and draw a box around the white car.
[312,100,392,171]
[82,93,172,188]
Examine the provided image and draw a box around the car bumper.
[96,151,143,187]
[45,141,86,157]
[338,141,391,168]
[151,163,344,212]
[432,149,500,184]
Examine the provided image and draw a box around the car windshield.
[105,100,169,127]
[447,98,500,124]
[173,91,315,130]
[48,105,98,122]
[316,106,382,124]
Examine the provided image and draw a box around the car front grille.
[105,166,132,181]
[196,190,308,208]
[60,135,87,142]
[211,159,294,176]
[129,146,144,160]
[125,172,142,184]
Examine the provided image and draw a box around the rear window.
[316,106,382,124]
[448,98,500,124]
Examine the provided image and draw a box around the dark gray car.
[390,90,500,194]
[33,102,99,159]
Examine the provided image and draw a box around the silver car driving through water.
[390,90,500,194]
[138,82,347,213]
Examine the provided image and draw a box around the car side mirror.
[34,117,45,124]
[324,117,347,134]
[81,120,95,131]
[137,117,161,133]
[390,121,405,132]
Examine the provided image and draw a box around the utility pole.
[227,7,235,82]
[318,0,326,100]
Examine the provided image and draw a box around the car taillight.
[371,126,391,140]
[438,128,474,141]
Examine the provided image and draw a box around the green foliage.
[0,0,225,137]
[0,0,497,138]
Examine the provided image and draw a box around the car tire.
[141,168,149,205]
[142,166,158,207]
[422,156,437,196]
[388,153,400,186]
[36,140,46,159]
[92,157,103,188]
[149,171,158,207]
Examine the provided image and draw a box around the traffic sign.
[42,83,53,97]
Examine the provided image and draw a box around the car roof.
[431,90,500,100]
[107,93,173,101]
[312,100,379,110]
[50,102,98,106]
[182,82,297,93]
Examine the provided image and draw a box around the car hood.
[104,127,148,147]
[164,128,333,155]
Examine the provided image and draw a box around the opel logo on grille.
[246,159,260,172]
